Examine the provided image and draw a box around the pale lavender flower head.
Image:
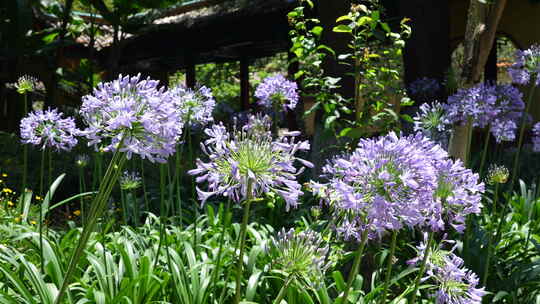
[508,44,540,86]
[80,74,183,163]
[311,132,484,240]
[188,115,312,210]
[255,74,299,111]
[267,228,330,285]
[414,102,448,134]
[169,84,215,127]
[8,75,46,94]
[311,132,447,240]
[432,158,484,233]
[445,83,524,143]
[20,108,79,151]
[409,235,486,304]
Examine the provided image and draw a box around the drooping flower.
[508,44,540,86]
[255,74,299,111]
[310,132,484,240]
[445,83,524,143]
[532,122,540,152]
[188,114,312,210]
[20,108,79,151]
[409,235,486,304]
[267,228,330,285]
[80,74,182,163]
[119,171,142,190]
[169,84,215,127]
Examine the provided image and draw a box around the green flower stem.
[340,228,369,304]
[120,189,128,224]
[152,164,168,269]
[380,230,398,304]
[510,78,536,190]
[210,200,231,302]
[410,231,434,304]
[272,101,279,137]
[482,183,499,287]
[174,145,184,225]
[140,158,150,213]
[20,94,29,215]
[78,167,86,225]
[38,149,46,273]
[132,188,139,226]
[478,126,491,178]
[55,140,127,304]
[465,117,474,167]
[273,275,294,304]
[233,181,254,304]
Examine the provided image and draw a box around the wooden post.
[240,57,250,111]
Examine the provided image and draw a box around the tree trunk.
[448,0,507,163]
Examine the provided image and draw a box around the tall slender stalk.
[410,231,434,304]
[152,164,168,269]
[55,139,127,304]
[482,183,499,287]
[273,275,294,304]
[233,180,254,304]
[380,231,398,304]
[78,167,86,225]
[210,200,231,302]
[140,158,150,213]
[20,93,29,214]
[38,149,46,273]
[340,229,369,304]
[478,127,491,178]
[510,79,536,190]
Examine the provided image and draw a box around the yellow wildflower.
[2,188,12,193]
[30,220,37,225]
[7,201,14,207]
[14,217,20,223]
[1,173,7,177]
[73,210,81,216]
[35,195,42,201]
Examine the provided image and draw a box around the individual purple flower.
[188,115,312,210]
[255,74,299,111]
[532,122,540,152]
[508,44,540,86]
[169,84,215,127]
[409,235,486,304]
[267,228,330,285]
[80,74,183,163]
[445,83,524,143]
[20,108,79,151]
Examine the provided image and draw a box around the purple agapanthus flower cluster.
[532,122,540,152]
[189,114,312,210]
[408,235,486,304]
[80,74,183,163]
[267,228,330,284]
[445,83,524,143]
[310,132,483,241]
[508,44,540,86]
[255,74,299,111]
[169,84,215,127]
[20,108,79,151]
